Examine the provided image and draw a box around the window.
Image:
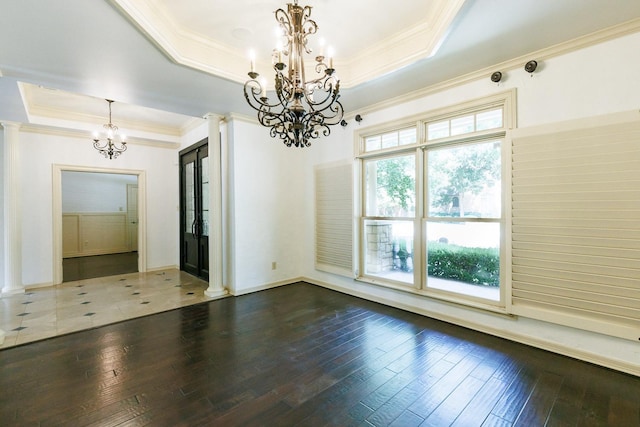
[426,140,502,301]
[356,92,513,309]
[362,154,416,285]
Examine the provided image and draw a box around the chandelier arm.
[304,86,334,109]
[300,7,317,54]
[244,79,290,112]
[306,90,342,117]
[308,100,344,126]
[274,73,296,106]
[275,7,293,54]
[93,138,127,160]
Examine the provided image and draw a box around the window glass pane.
[427,140,501,218]
[398,128,417,146]
[450,114,474,136]
[365,154,416,217]
[427,121,449,140]
[476,108,503,131]
[365,136,381,152]
[381,132,398,149]
[201,156,209,237]
[426,221,500,300]
[185,162,195,234]
[364,219,414,284]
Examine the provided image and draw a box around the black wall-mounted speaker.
[525,60,538,73]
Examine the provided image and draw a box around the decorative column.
[2,122,24,296]
[204,114,228,298]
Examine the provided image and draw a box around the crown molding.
[109,0,464,89]
[19,123,180,149]
[343,0,465,87]
[18,82,202,141]
[182,116,209,135]
[225,113,258,125]
[110,0,250,84]
[26,104,183,137]
[354,17,640,118]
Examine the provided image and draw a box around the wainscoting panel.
[62,213,129,258]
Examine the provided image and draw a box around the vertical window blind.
[315,163,353,276]
[511,120,640,341]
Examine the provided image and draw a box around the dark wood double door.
[180,139,209,280]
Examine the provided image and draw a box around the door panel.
[126,184,138,251]
[180,140,209,280]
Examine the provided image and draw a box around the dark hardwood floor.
[1,283,638,426]
[63,252,138,282]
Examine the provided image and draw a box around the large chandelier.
[243,0,344,148]
[93,99,127,159]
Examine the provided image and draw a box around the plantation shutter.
[511,118,640,341]
[315,163,353,276]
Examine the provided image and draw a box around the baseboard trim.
[146,265,179,273]
[301,277,640,377]
[24,282,53,290]
[231,277,305,296]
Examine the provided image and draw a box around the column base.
[204,287,229,299]
[2,287,25,296]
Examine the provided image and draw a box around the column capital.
[203,113,224,122]
[0,121,22,131]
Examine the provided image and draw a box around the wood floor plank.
[513,371,564,426]
[488,366,537,423]
[1,282,639,426]
[452,377,510,426]
[407,354,484,418]
[422,375,486,426]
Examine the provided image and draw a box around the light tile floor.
[0,269,217,349]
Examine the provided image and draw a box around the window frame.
[355,90,515,313]
[359,149,420,288]
[422,137,504,307]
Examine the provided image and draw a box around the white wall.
[0,128,4,285]
[300,31,640,374]
[17,131,179,286]
[226,118,306,295]
[62,171,137,213]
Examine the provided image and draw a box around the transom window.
[364,127,417,153]
[427,108,503,141]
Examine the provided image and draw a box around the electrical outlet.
[272,262,277,270]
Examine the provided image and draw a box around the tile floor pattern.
[0,269,214,349]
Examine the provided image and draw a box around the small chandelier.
[243,0,344,148]
[93,99,127,159]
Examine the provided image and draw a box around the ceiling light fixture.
[243,0,344,148]
[93,99,127,159]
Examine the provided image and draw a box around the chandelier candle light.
[93,99,127,159]
[243,0,344,148]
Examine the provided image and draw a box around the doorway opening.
[60,171,138,281]
[52,165,147,285]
